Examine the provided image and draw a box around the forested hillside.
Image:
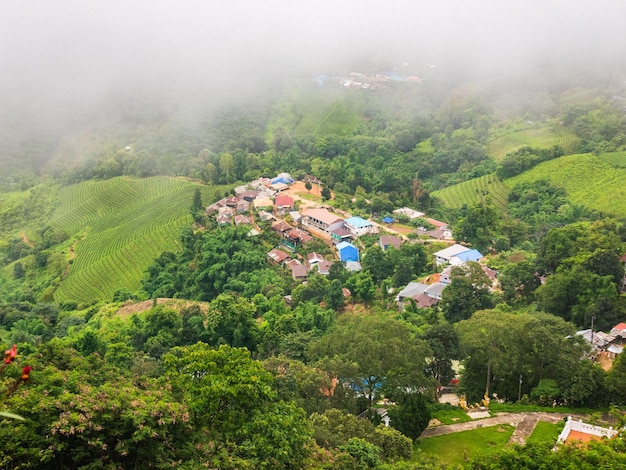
[2,72,626,468]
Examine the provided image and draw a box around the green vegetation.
[485,124,579,160]
[51,177,220,303]
[431,175,509,210]
[416,424,515,466]
[505,153,626,217]
[526,421,563,445]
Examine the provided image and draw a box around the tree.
[308,315,433,408]
[606,352,626,404]
[386,393,431,441]
[440,262,493,323]
[305,180,312,193]
[163,343,313,468]
[422,322,461,399]
[324,278,345,310]
[321,186,331,201]
[454,200,499,253]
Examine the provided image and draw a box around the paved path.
[420,412,576,445]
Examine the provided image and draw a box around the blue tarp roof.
[382,217,394,223]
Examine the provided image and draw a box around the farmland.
[505,153,626,217]
[596,151,626,168]
[485,125,580,160]
[51,176,216,303]
[431,175,510,210]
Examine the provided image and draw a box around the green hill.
[504,153,626,217]
[431,175,510,210]
[485,125,580,160]
[50,176,215,303]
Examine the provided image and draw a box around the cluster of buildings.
[205,173,500,310]
[576,322,626,360]
[395,243,496,310]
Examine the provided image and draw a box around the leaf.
[0,411,26,421]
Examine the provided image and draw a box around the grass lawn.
[415,424,514,467]
[526,421,563,446]
[430,406,472,426]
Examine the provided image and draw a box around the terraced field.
[596,151,626,168]
[51,177,214,303]
[505,153,626,217]
[485,126,580,160]
[431,175,510,210]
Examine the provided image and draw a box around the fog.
[1,0,625,170]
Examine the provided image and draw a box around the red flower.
[21,365,31,381]
[4,344,17,364]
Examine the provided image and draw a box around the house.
[396,282,429,302]
[611,322,626,338]
[424,282,446,300]
[449,249,483,266]
[393,207,425,219]
[236,199,250,213]
[413,293,439,308]
[257,210,275,222]
[337,241,359,262]
[234,214,251,225]
[291,263,309,281]
[425,218,448,230]
[272,220,293,237]
[216,214,231,226]
[271,173,294,185]
[307,252,325,266]
[557,416,618,444]
[396,281,447,309]
[345,261,362,272]
[440,265,453,284]
[330,227,353,244]
[254,197,274,209]
[275,195,295,214]
[576,329,616,351]
[239,189,259,202]
[267,248,292,265]
[289,211,302,225]
[434,244,482,266]
[344,216,374,237]
[379,235,402,251]
[284,229,314,249]
[302,208,345,233]
[317,260,334,275]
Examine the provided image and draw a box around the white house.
[344,216,374,237]
[302,208,345,233]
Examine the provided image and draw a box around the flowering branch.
[0,344,31,421]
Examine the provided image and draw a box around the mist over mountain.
[2,0,625,177]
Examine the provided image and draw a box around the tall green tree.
[308,315,433,408]
[163,343,313,469]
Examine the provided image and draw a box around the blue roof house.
[337,241,359,262]
[449,249,483,266]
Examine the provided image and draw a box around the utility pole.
[591,315,596,349]
[518,375,523,402]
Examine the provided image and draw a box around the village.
[206,172,626,371]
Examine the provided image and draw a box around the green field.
[505,153,626,217]
[266,85,365,139]
[526,421,562,446]
[431,175,510,210]
[485,126,580,160]
[596,151,626,168]
[415,424,515,466]
[50,176,216,303]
